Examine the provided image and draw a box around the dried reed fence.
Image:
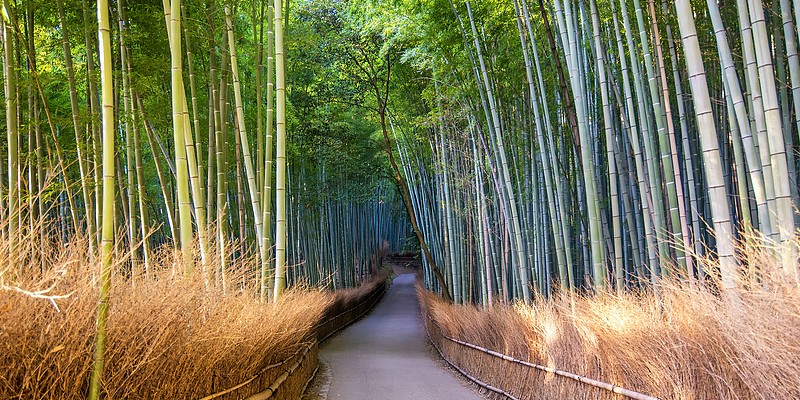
[419,243,800,400]
[0,229,388,400]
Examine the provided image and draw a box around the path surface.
[316,273,485,400]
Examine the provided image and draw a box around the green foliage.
[287,0,399,207]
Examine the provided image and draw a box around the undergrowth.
[421,237,800,399]
[0,228,386,399]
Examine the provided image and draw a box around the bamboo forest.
[2,0,799,398]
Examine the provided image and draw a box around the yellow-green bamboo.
[82,0,102,246]
[3,0,18,262]
[165,0,195,270]
[119,0,139,269]
[225,6,267,273]
[87,0,115,395]
[57,0,96,254]
[273,0,288,300]
[261,0,276,301]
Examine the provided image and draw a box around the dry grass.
[421,239,800,400]
[0,227,387,399]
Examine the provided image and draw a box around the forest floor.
[304,259,486,400]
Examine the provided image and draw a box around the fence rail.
[426,317,659,400]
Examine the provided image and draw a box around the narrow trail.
[313,264,486,399]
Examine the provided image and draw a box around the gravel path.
[315,273,486,400]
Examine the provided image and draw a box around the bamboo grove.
[3,0,800,395]
[1,0,409,290]
[1,1,412,392]
[294,0,800,304]
[6,0,800,379]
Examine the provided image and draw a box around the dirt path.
[313,273,486,400]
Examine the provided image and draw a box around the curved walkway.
[317,274,485,400]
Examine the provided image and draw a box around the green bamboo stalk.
[137,94,177,242]
[726,79,753,227]
[662,0,702,272]
[225,6,267,281]
[18,37,80,235]
[3,0,18,261]
[781,0,800,188]
[118,0,138,268]
[618,0,663,275]
[253,0,270,300]
[648,0,690,272]
[129,92,151,273]
[87,0,115,395]
[82,0,102,244]
[57,0,97,252]
[273,0,289,299]
[610,0,655,277]
[555,0,607,289]
[465,0,532,299]
[746,0,795,249]
[258,0,275,300]
[205,1,228,279]
[674,0,739,294]
[516,0,570,290]
[206,66,216,227]
[182,3,204,199]
[262,0,276,281]
[589,0,621,291]
[170,5,209,273]
[627,0,670,275]
[737,0,777,238]
[705,0,770,236]
[772,0,796,206]
[165,0,195,270]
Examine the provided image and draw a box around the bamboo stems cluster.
[380,0,800,303]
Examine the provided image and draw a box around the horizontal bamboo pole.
[301,365,320,397]
[197,345,308,400]
[246,342,314,400]
[425,326,521,400]
[442,334,660,400]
